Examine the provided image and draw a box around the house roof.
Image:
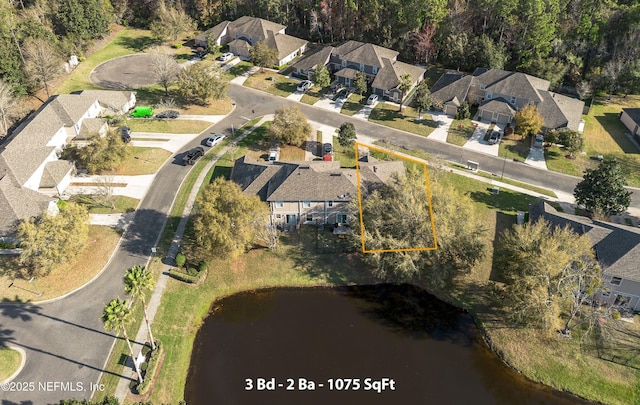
[334,67,360,80]
[228,38,250,50]
[431,73,472,105]
[529,202,640,282]
[195,20,229,45]
[622,108,640,125]
[78,118,107,139]
[265,31,307,61]
[291,46,333,72]
[472,68,549,103]
[538,91,585,131]
[230,16,286,41]
[332,40,398,68]
[39,160,74,189]
[371,58,425,91]
[79,90,134,113]
[479,98,516,116]
[267,165,358,202]
[0,168,53,234]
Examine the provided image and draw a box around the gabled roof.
[265,31,307,60]
[195,20,229,45]
[228,38,251,51]
[0,168,53,234]
[530,202,640,282]
[79,90,134,113]
[371,58,425,91]
[479,97,516,115]
[291,46,333,72]
[622,108,640,125]
[333,40,398,68]
[78,118,107,139]
[431,73,472,105]
[230,16,286,41]
[39,160,74,189]
[334,67,360,79]
[472,68,549,103]
[538,91,584,131]
[267,165,357,201]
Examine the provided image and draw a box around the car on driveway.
[268,149,279,162]
[206,133,226,147]
[324,143,332,155]
[488,130,501,145]
[156,110,180,119]
[533,134,544,148]
[183,147,205,165]
[120,126,131,143]
[297,80,313,92]
[367,94,379,105]
[218,52,234,61]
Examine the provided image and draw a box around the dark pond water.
[185,284,589,405]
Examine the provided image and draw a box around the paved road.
[2,83,640,404]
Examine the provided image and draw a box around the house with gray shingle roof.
[194,20,230,48]
[530,202,640,310]
[620,108,640,139]
[432,68,585,132]
[230,156,404,229]
[291,46,333,78]
[0,90,135,237]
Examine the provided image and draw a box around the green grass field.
[368,103,437,137]
[340,94,366,116]
[447,119,476,146]
[0,348,21,381]
[244,71,298,97]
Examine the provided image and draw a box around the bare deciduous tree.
[152,49,180,96]
[24,39,63,98]
[0,79,17,136]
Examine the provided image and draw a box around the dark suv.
[183,147,205,165]
[120,126,131,143]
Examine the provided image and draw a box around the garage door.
[496,114,511,124]
[445,105,457,116]
[480,109,493,122]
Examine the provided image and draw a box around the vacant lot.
[244,71,298,97]
[368,103,437,137]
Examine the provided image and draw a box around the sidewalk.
[113,116,270,402]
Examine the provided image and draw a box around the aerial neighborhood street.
[2,5,640,405]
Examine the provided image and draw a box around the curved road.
[1,84,639,404]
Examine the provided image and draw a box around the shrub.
[198,260,207,272]
[172,43,182,49]
[136,340,163,395]
[168,268,207,284]
[187,267,198,276]
[175,253,186,268]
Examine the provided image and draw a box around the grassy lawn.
[544,145,595,177]
[244,71,298,97]
[56,27,156,94]
[340,93,366,116]
[133,85,233,116]
[279,144,306,161]
[69,195,139,213]
[368,103,437,137]
[334,145,357,168]
[109,147,171,176]
[125,118,211,134]
[301,87,330,105]
[227,61,253,77]
[0,226,121,302]
[0,348,21,381]
[423,65,448,87]
[498,133,530,161]
[447,119,476,146]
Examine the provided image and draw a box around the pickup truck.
[183,147,204,165]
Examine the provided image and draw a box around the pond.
[185,284,589,404]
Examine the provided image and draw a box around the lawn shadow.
[135,87,173,106]
[502,141,530,160]
[210,165,232,180]
[115,35,158,52]
[274,80,297,94]
[595,113,640,154]
[489,212,516,283]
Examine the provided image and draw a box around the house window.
[373,66,378,74]
[306,214,313,222]
[303,201,311,208]
[276,214,282,219]
[328,201,334,207]
[510,96,516,105]
[275,202,284,208]
[336,214,347,223]
[601,291,610,297]
[486,92,492,99]
[614,294,631,307]
[342,59,347,67]
[610,277,622,286]
[360,63,364,71]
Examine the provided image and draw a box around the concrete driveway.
[66,174,155,199]
[314,95,345,113]
[352,101,377,120]
[130,131,203,152]
[462,121,501,156]
[525,144,549,170]
[426,111,454,142]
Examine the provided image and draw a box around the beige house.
[0,90,136,238]
[230,156,404,230]
[620,108,640,143]
[530,202,640,310]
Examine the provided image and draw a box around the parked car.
[367,94,379,105]
[268,149,279,162]
[156,110,179,119]
[119,126,131,143]
[324,143,332,155]
[206,133,226,147]
[297,80,313,92]
[534,134,544,148]
[488,131,500,144]
[183,147,205,165]
[130,106,154,118]
[218,52,234,62]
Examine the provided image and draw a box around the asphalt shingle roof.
[291,46,333,72]
[231,16,285,41]
[472,68,549,103]
[538,91,584,131]
[265,32,307,61]
[431,73,472,105]
[371,58,425,91]
[0,168,53,234]
[480,98,516,115]
[195,21,229,45]
[39,160,74,189]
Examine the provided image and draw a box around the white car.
[218,52,234,62]
[268,149,279,162]
[297,80,313,92]
[206,134,225,147]
[367,94,379,105]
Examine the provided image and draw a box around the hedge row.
[168,268,207,284]
[135,340,163,395]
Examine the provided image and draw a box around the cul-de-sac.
[1,1,640,404]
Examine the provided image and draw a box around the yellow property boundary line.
[354,142,438,253]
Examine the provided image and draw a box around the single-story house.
[230,155,404,230]
[431,68,585,132]
[530,202,640,310]
[620,108,640,141]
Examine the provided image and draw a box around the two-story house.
[230,155,405,230]
[431,68,585,133]
[529,202,640,311]
[0,90,135,239]
[195,17,308,66]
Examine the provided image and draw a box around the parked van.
[130,106,154,118]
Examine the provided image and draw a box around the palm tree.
[102,298,144,384]
[398,73,413,112]
[124,265,156,350]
